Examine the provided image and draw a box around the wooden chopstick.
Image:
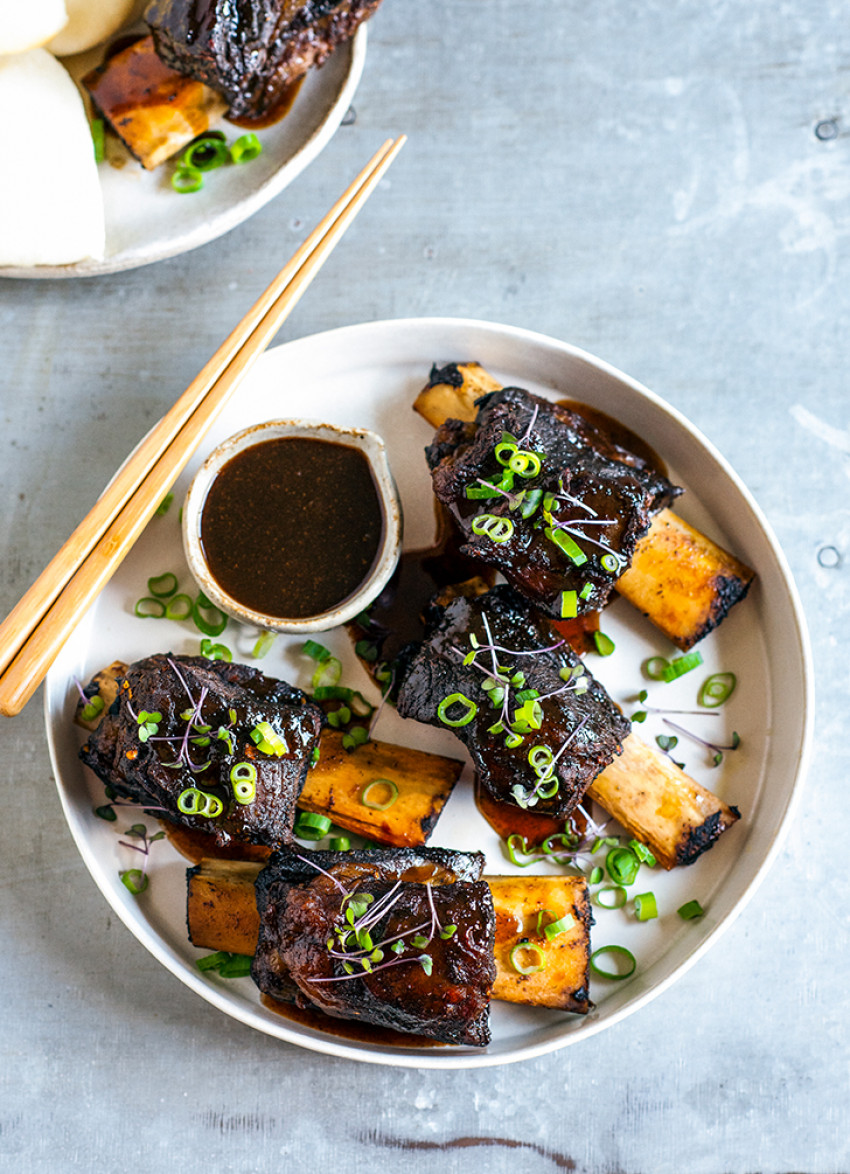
[0,135,406,718]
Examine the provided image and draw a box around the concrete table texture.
[0,0,846,1170]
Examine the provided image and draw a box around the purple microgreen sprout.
[661,718,741,767]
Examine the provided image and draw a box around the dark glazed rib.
[80,654,322,847]
[396,586,631,819]
[252,847,494,1046]
[426,386,681,620]
[146,0,384,118]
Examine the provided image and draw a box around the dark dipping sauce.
[200,437,385,619]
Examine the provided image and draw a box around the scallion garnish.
[560,589,578,618]
[595,885,627,909]
[156,493,174,516]
[200,638,232,661]
[230,762,257,805]
[662,651,704,682]
[250,721,288,757]
[634,891,658,921]
[628,839,656,866]
[294,812,332,840]
[120,869,149,895]
[355,640,379,662]
[172,164,204,193]
[545,526,588,565]
[91,117,105,163]
[134,597,166,619]
[360,779,399,811]
[471,514,514,544]
[589,944,636,980]
[436,692,478,727]
[606,846,640,886]
[177,788,224,819]
[593,631,615,657]
[600,552,621,574]
[252,631,277,658]
[329,836,351,852]
[165,593,193,621]
[589,866,603,884]
[148,572,178,598]
[312,656,342,689]
[677,899,705,920]
[230,132,263,164]
[192,592,227,636]
[539,912,576,940]
[699,672,737,707]
[643,656,670,680]
[303,640,332,662]
[183,135,230,171]
[509,939,547,975]
[579,582,593,601]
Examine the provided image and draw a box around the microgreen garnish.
[116,821,165,896]
[661,719,741,767]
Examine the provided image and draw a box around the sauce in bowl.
[200,437,384,619]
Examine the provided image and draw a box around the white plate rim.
[44,315,815,1068]
[0,28,367,281]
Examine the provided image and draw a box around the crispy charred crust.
[396,585,630,819]
[80,654,322,848]
[413,362,503,429]
[252,847,494,1046]
[147,0,383,119]
[425,386,682,619]
[674,805,742,866]
[428,362,466,389]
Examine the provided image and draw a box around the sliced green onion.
[217,954,253,978]
[252,631,277,658]
[230,762,257,805]
[177,788,224,818]
[91,117,105,163]
[303,640,332,662]
[634,891,658,921]
[539,912,576,940]
[156,493,174,516]
[494,439,518,465]
[183,135,229,171]
[662,651,704,682]
[545,527,588,565]
[165,593,193,621]
[148,572,178,598]
[354,639,378,662]
[172,164,204,193]
[590,944,636,980]
[600,552,621,574]
[643,656,670,680]
[200,638,232,661]
[628,839,656,866]
[509,939,547,975]
[329,836,351,852]
[508,450,542,478]
[294,812,333,840]
[591,836,619,853]
[120,869,148,895]
[595,885,627,909]
[437,692,478,727]
[196,950,230,972]
[312,656,342,689]
[504,731,524,749]
[360,779,398,811]
[250,721,287,757]
[230,132,263,164]
[699,672,737,707]
[506,834,536,867]
[560,590,578,619]
[471,514,514,544]
[593,631,616,657]
[677,899,704,920]
[589,866,603,884]
[192,592,227,636]
[134,597,165,619]
[607,846,640,886]
[579,582,593,601]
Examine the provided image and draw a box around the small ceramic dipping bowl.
[182,419,402,634]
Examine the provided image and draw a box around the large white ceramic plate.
[0,29,366,279]
[44,318,813,1068]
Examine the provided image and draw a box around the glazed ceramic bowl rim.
[181,418,402,633]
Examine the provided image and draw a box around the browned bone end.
[615,509,755,651]
[588,733,740,870]
[299,731,463,847]
[413,366,755,650]
[413,362,502,428]
[186,860,591,1011]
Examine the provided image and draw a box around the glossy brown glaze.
[473,776,587,843]
[556,399,669,480]
[199,437,384,619]
[228,76,303,128]
[260,994,443,1048]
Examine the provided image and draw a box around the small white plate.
[0,29,366,279]
[44,318,813,1067]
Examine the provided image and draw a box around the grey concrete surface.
[1,1,848,1170]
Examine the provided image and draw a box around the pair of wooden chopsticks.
[0,136,406,718]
